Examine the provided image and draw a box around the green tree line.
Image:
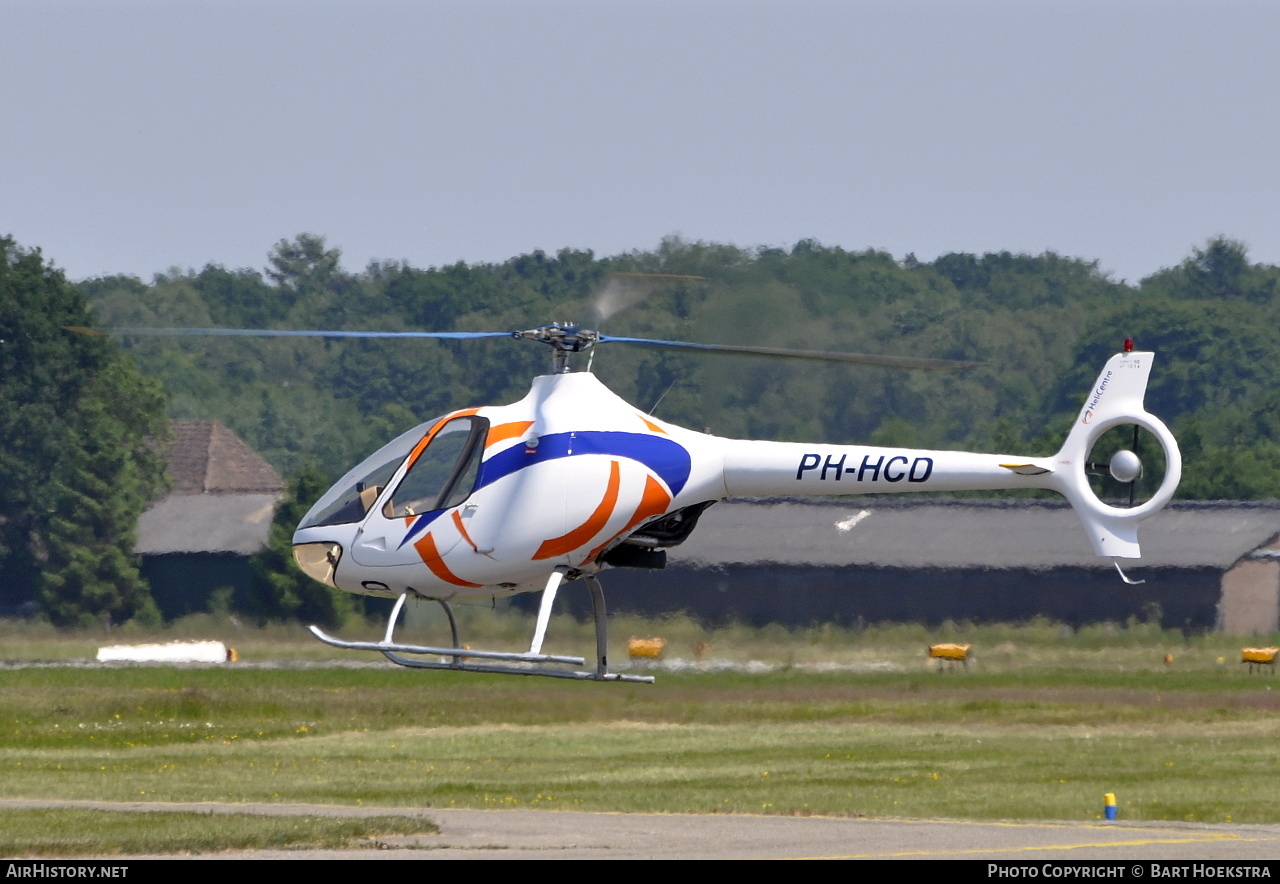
[83,233,1280,501]
[0,238,169,627]
[4,232,1279,628]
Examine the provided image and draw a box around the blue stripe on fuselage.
[476,431,691,497]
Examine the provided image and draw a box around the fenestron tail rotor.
[1085,424,1153,509]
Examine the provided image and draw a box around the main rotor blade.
[598,335,983,370]
[64,325,984,370]
[69,327,510,340]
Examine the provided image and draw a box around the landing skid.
[308,573,655,683]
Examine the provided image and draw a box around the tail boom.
[723,441,1056,498]
[720,350,1180,560]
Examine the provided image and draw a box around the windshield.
[298,417,443,529]
[383,416,487,517]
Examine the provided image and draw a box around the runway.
[6,799,1280,860]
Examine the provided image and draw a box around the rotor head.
[513,324,602,371]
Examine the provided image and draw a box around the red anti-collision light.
[1123,337,1134,352]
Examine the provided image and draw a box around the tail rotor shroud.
[1046,351,1181,558]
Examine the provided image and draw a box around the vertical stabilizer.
[1043,351,1181,558]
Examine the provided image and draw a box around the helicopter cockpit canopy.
[298,414,488,529]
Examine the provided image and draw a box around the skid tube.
[309,576,655,683]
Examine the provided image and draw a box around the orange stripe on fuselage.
[485,420,535,448]
[413,531,483,588]
[452,510,480,553]
[534,460,622,560]
[584,474,672,564]
[637,414,668,435]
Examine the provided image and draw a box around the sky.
[3,0,1278,285]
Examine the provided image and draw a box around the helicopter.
[93,321,1182,684]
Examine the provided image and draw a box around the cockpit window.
[383,416,487,517]
[298,418,443,529]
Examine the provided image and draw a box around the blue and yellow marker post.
[1104,793,1117,822]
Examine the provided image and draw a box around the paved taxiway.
[6,800,1280,859]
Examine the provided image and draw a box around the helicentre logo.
[1081,370,1114,425]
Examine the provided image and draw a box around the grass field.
[3,612,1280,855]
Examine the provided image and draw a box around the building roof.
[136,493,280,555]
[135,421,283,555]
[166,420,282,495]
[669,498,1280,571]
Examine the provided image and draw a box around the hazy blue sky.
[4,0,1277,283]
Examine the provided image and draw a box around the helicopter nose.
[293,541,342,587]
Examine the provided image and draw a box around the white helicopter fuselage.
[291,350,1180,603]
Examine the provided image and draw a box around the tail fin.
[1043,351,1181,558]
